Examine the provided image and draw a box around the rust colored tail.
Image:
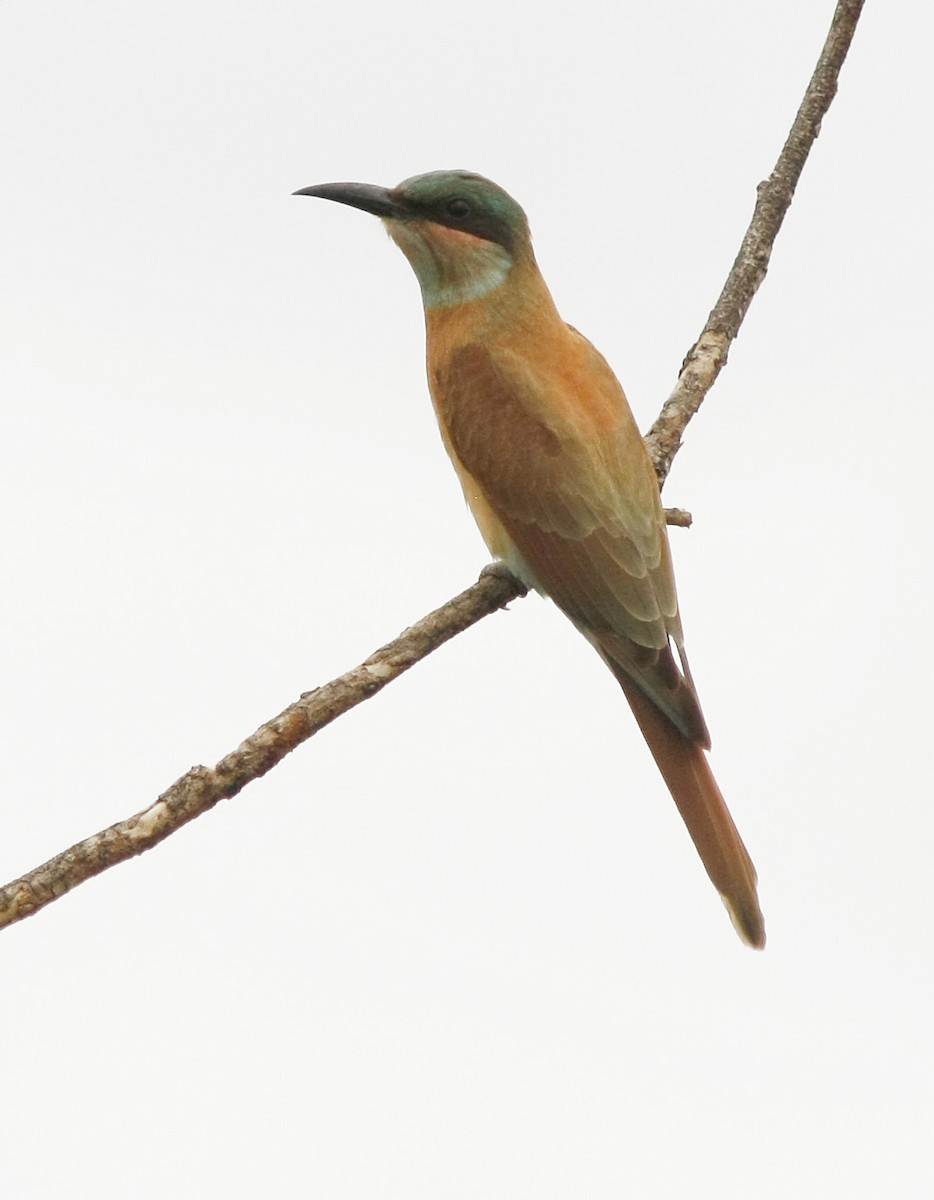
[618,677,765,948]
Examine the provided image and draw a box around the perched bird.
[295,170,765,947]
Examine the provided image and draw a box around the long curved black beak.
[292,182,408,219]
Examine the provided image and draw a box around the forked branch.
[0,0,865,932]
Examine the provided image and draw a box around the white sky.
[1,1,932,1195]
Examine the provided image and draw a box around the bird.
[294,170,765,948]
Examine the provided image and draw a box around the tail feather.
[618,676,765,949]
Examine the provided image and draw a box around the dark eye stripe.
[427,195,516,253]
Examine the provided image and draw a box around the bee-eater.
[295,170,765,948]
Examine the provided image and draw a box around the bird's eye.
[445,197,471,219]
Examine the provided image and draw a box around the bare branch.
[646,0,866,487]
[0,0,865,931]
[0,568,526,930]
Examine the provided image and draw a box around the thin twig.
[646,0,865,487]
[0,0,865,931]
[663,507,693,529]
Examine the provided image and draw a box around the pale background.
[1,2,931,1196]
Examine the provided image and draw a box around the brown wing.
[431,331,764,946]
[432,335,709,746]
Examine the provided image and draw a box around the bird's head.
[294,170,532,309]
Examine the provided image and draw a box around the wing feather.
[432,334,709,744]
